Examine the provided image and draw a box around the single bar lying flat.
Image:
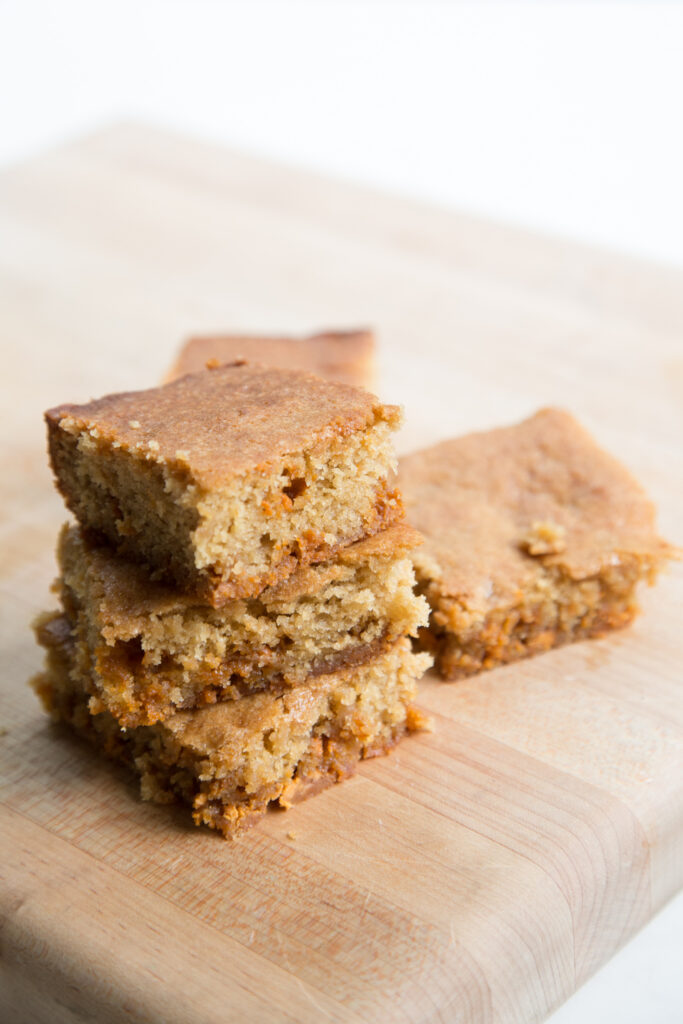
[399,408,674,678]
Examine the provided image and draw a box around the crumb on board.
[287,830,297,841]
[406,705,433,733]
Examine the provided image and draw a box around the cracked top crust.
[399,408,673,613]
[46,361,399,491]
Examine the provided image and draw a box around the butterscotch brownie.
[164,329,376,391]
[46,363,403,605]
[399,408,673,679]
[56,522,429,727]
[33,617,431,839]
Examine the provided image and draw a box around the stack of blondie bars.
[33,363,431,838]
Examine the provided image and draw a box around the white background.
[2,0,683,268]
[1,2,681,1021]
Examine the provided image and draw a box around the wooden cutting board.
[1,123,681,1024]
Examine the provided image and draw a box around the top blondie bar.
[46,362,403,605]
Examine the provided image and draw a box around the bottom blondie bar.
[33,615,431,838]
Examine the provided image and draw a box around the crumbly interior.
[51,411,402,604]
[50,427,200,584]
[191,416,401,597]
[33,621,431,839]
[60,528,429,724]
[416,551,660,678]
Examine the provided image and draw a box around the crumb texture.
[57,523,429,726]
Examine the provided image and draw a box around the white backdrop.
[1,2,681,1021]
[2,1,683,268]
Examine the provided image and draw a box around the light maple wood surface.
[0,124,681,1024]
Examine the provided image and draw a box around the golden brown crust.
[45,363,403,603]
[399,408,674,678]
[163,329,376,391]
[47,361,396,491]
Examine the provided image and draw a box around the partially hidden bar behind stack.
[164,328,376,391]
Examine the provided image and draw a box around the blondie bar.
[56,522,428,727]
[46,363,403,605]
[33,617,431,839]
[399,409,673,678]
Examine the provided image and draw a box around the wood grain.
[0,123,681,1024]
